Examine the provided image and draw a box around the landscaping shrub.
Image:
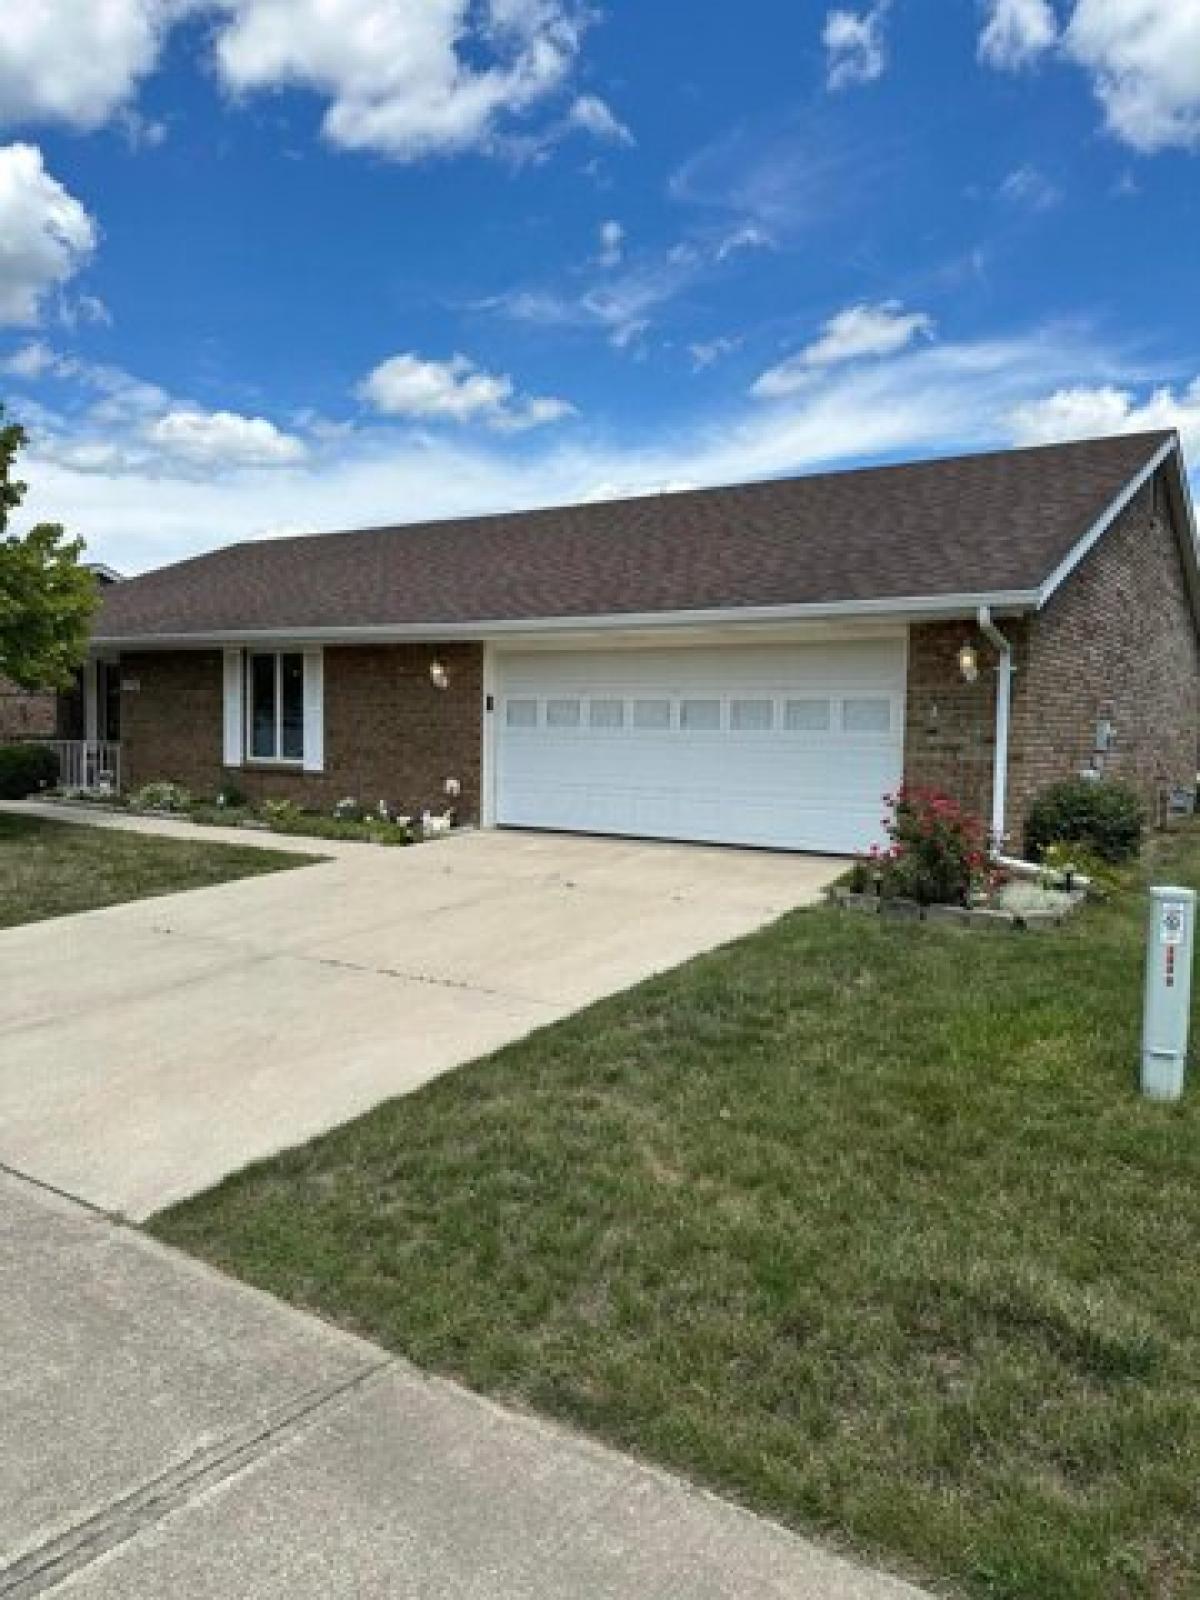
[1024,778,1144,865]
[862,786,990,906]
[0,741,59,799]
[215,782,247,809]
[130,779,192,813]
[1038,840,1125,900]
[266,808,414,846]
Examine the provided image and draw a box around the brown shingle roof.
[95,432,1176,640]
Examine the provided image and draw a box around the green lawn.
[151,829,1200,1600]
[0,814,311,928]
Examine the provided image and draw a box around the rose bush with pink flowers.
[851,785,996,906]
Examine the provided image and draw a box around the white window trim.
[302,648,324,773]
[223,648,244,767]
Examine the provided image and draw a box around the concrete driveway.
[0,808,838,1219]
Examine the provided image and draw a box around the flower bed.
[830,882,1087,930]
[833,785,1089,930]
[44,786,460,848]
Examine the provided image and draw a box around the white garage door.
[493,638,905,854]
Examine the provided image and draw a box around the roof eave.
[90,589,1040,651]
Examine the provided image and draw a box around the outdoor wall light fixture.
[957,641,980,684]
[444,776,462,799]
[429,657,449,691]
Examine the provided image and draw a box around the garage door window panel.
[680,698,721,731]
[730,698,774,732]
[506,698,539,728]
[546,698,582,728]
[633,699,672,730]
[784,698,832,732]
[588,698,625,729]
[842,698,893,733]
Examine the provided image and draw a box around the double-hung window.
[247,651,305,763]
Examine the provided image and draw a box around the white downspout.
[977,604,1012,849]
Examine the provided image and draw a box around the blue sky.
[0,0,1197,573]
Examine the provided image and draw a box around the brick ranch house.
[78,431,1198,856]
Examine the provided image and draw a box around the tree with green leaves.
[0,405,97,689]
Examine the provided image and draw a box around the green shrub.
[261,797,302,826]
[0,741,60,799]
[130,779,192,812]
[1024,778,1144,864]
[265,808,414,846]
[216,782,248,809]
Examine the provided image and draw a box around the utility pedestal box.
[1141,886,1195,1102]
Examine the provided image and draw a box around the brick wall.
[1010,476,1200,830]
[0,678,59,742]
[903,621,1029,826]
[119,643,484,822]
[905,470,1200,844]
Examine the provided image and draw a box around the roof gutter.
[90,588,1039,651]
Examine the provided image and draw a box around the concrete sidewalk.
[0,1170,928,1599]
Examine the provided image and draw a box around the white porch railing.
[44,740,122,795]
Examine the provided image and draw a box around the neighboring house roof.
[94,431,1193,645]
[86,562,125,586]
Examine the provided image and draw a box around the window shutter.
[222,649,244,767]
[302,648,324,772]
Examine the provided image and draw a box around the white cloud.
[998,164,1061,211]
[3,343,318,477]
[980,0,1200,154]
[482,257,687,347]
[823,4,889,90]
[59,292,113,330]
[13,324,1141,575]
[715,223,773,261]
[566,94,633,146]
[753,301,934,396]
[357,351,573,430]
[0,1,625,166]
[1010,380,1200,455]
[1065,0,1200,153]
[0,339,59,379]
[0,0,175,131]
[0,144,96,326]
[146,409,308,467]
[689,336,742,371]
[597,219,624,267]
[484,223,773,350]
[118,107,170,151]
[978,0,1058,70]
[214,0,588,161]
